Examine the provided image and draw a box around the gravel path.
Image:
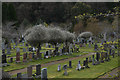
[98,67,120,78]
[7,52,96,76]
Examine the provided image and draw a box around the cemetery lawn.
[4,52,89,72]
[4,43,95,71]
[11,55,119,78]
[42,56,119,78]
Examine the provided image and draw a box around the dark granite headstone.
[2,54,7,63]
[85,58,90,68]
[92,55,95,65]
[69,61,72,68]
[36,64,41,75]
[17,73,22,79]
[9,57,13,63]
[32,53,35,59]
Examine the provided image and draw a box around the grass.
[4,51,88,72]
[11,54,119,78]
[6,43,96,58]
[46,56,119,78]
[3,42,95,72]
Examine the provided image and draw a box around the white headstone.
[41,68,47,80]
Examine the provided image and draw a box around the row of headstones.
[16,64,47,80]
[2,50,52,65]
[57,51,117,76]
[2,48,116,67]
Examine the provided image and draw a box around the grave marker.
[69,61,72,68]
[36,64,41,76]
[57,64,61,72]
[16,52,21,63]
[41,68,47,80]
[23,53,27,62]
[29,53,32,61]
[76,61,81,71]
[27,65,32,78]
[63,64,68,76]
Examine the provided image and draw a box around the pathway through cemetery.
[97,67,120,78]
[8,52,96,75]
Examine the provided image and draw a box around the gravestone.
[63,64,68,76]
[23,48,26,52]
[37,50,42,59]
[94,43,98,51]
[25,53,28,59]
[89,42,91,48]
[27,65,32,78]
[77,48,79,53]
[105,52,108,61]
[48,45,51,48]
[96,52,100,61]
[23,53,27,62]
[92,55,95,65]
[112,50,115,58]
[26,43,28,46]
[83,60,86,67]
[89,57,92,62]
[29,53,32,61]
[9,57,13,63]
[74,46,77,53]
[7,48,11,54]
[36,64,41,76]
[69,61,72,68]
[16,48,20,53]
[52,45,55,48]
[22,43,24,46]
[15,42,18,46]
[48,50,51,57]
[32,53,35,59]
[101,52,104,63]
[2,54,7,63]
[46,51,48,58]
[85,58,90,68]
[2,42,5,50]
[107,52,111,61]
[57,64,61,72]
[96,52,100,64]
[76,61,81,71]
[13,45,15,49]
[2,49,5,54]
[109,48,112,55]
[46,43,48,48]
[16,52,21,63]
[17,73,22,79]
[59,49,62,56]
[41,68,47,80]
